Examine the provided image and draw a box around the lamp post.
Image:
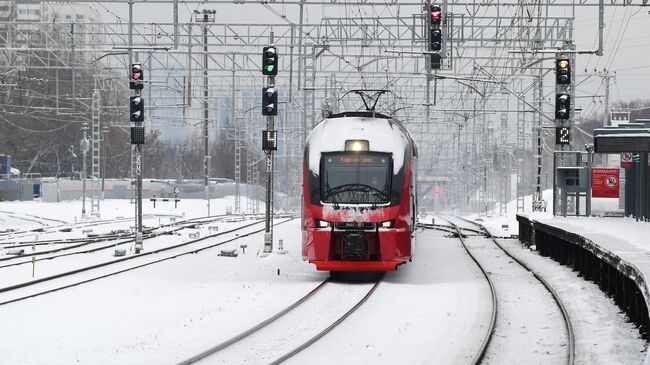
[194,9,216,216]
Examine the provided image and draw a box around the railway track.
[177,274,384,365]
[0,217,294,306]
[0,214,132,238]
[0,210,67,227]
[0,213,243,266]
[437,218,498,365]
[437,216,575,365]
[0,213,185,240]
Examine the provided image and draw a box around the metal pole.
[232,56,239,212]
[533,69,543,211]
[136,142,143,252]
[264,32,275,254]
[203,13,211,217]
[81,124,87,219]
[101,124,108,198]
[597,0,604,56]
[425,0,431,119]
[297,0,304,91]
[70,23,75,110]
[173,0,179,49]
[586,145,593,216]
[603,70,610,128]
[302,55,307,145]
[128,1,135,206]
[553,152,557,216]
[601,70,611,166]
[637,152,648,222]
[289,25,294,103]
[129,1,143,253]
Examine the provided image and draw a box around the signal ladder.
[90,89,101,217]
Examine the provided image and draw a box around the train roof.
[306,113,415,175]
[327,111,392,119]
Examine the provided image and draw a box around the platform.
[516,213,650,337]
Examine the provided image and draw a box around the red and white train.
[302,111,418,272]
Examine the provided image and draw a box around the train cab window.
[320,152,392,204]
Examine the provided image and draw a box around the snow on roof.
[306,116,411,175]
[596,132,650,138]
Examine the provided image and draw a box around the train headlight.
[379,220,395,229]
[316,219,331,228]
[345,139,369,152]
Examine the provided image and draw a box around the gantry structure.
[1,0,646,213]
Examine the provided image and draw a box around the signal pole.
[553,43,575,216]
[261,34,279,254]
[130,63,145,253]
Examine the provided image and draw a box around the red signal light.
[130,63,144,90]
[431,5,442,24]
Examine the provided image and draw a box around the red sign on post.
[592,168,620,198]
[621,153,633,168]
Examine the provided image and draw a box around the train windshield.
[320,152,392,204]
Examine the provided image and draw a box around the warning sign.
[621,153,633,168]
[592,168,620,198]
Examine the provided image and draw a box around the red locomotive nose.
[302,112,417,272]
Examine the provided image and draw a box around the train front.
[302,113,416,272]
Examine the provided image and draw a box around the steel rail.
[433,217,498,365]
[2,232,130,249]
[454,216,575,365]
[0,218,294,306]
[177,274,384,365]
[0,213,234,265]
[0,213,161,238]
[176,279,331,365]
[270,274,384,364]
[0,213,255,257]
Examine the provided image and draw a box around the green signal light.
[265,65,274,72]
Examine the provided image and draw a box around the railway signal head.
[430,28,442,51]
[556,58,571,85]
[130,126,145,145]
[130,96,144,122]
[555,93,570,120]
[130,63,144,90]
[262,46,278,76]
[430,4,442,25]
[431,53,442,70]
[262,86,278,115]
[262,130,278,151]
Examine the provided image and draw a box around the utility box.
[556,167,588,193]
[554,151,591,217]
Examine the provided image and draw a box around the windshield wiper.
[321,172,341,209]
[323,183,389,205]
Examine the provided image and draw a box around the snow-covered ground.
[288,228,493,365]
[0,196,259,231]
[0,196,646,364]
[496,238,647,364]
[457,190,650,364]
